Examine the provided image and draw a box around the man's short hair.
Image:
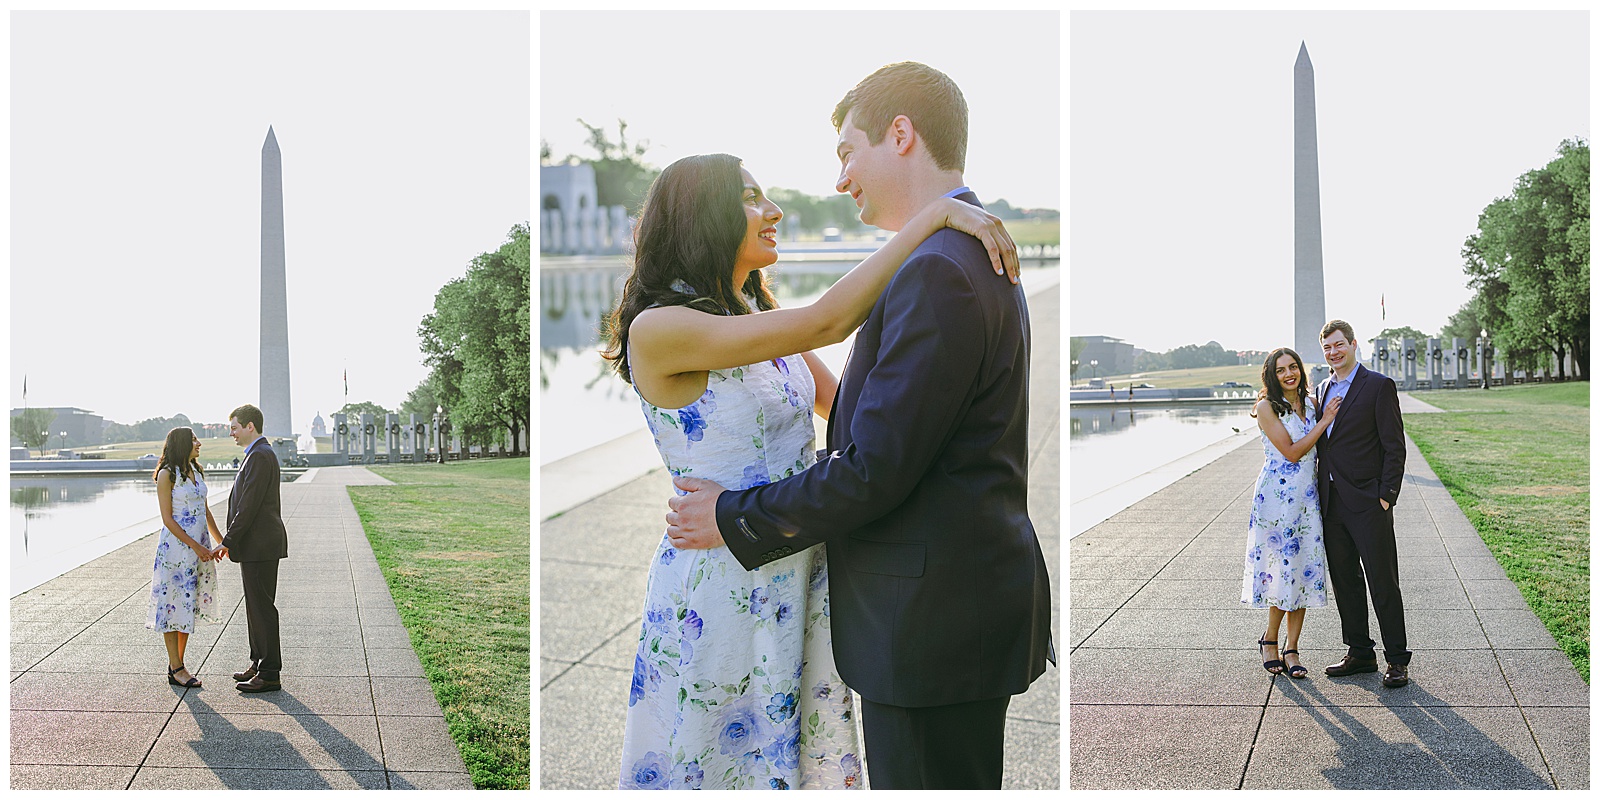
[1321,319,1356,344]
[832,61,968,173]
[230,404,265,434]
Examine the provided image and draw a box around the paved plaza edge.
[1069,434,1589,790]
[10,466,474,790]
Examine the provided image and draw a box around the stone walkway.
[1070,438,1589,789]
[10,466,472,790]
[540,284,1062,789]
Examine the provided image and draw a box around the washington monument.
[260,127,292,438]
[1294,43,1327,363]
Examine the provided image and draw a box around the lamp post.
[58,431,67,456]
[1480,328,1491,390]
[1070,359,1079,385]
[435,405,446,465]
[1090,359,1099,380]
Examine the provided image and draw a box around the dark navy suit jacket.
[714,193,1053,708]
[224,440,289,562]
[1315,365,1406,515]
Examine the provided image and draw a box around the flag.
[22,374,26,402]
[1381,294,1386,321]
[344,368,348,398]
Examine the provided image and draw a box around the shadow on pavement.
[1275,678,1550,789]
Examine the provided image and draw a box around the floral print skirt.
[146,522,220,633]
[619,535,862,790]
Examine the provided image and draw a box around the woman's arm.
[1256,396,1341,462]
[801,351,838,420]
[630,197,1017,381]
[204,504,223,549]
[157,471,212,561]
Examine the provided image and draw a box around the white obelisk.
[1294,43,1327,365]
[260,127,293,438]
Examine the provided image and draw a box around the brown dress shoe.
[1324,654,1380,676]
[1382,663,1409,688]
[236,675,282,693]
[232,665,258,682]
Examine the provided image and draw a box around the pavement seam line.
[1237,677,1275,789]
[1069,458,1251,656]
[1412,457,1562,789]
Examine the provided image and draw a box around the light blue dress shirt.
[1322,363,1363,438]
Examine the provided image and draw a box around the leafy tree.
[1371,326,1429,364]
[577,119,659,215]
[336,401,392,420]
[1462,139,1589,379]
[11,408,56,456]
[1069,337,1086,378]
[399,377,441,419]
[419,224,531,456]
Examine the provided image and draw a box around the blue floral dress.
[1241,406,1329,610]
[146,468,221,632]
[620,354,863,791]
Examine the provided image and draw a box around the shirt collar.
[1332,362,1363,386]
[942,185,973,199]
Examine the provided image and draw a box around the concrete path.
[10,466,473,790]
[1070,438,1588,789]
[540,284,1062,789]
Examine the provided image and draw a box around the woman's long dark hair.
[600,153,778,384]
[1253,347,1312,419]
[154,426,205,484]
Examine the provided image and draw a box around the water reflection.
[11,473,235,596]
[1069,403,1256,503]
[539,260,855,464]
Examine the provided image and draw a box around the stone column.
[1294,44,1328,368]
[260,127,293,439]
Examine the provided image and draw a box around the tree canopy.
[418,224,531,455]
[11,408,56,456]
[1462,139,1589,379]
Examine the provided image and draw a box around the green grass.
[349,459,531,788]
[1005,218,1060,248]
[1408,382,1589,681]
[1073,363,1261,390]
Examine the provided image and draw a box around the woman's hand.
[1321,395,1342,422]
[934,198,1020,283]
[191,541,213,562]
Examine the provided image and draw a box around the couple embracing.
[1245,320,1410,688]
[603,62,1054,790]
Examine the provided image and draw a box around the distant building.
[311,412,327,437]
[8,407,104,448]
[1237,349,1270,367]
[1075,336,1136,379]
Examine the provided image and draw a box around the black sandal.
[167,665,201,688]
[1282,649,1308,679]
[1258,639,1284,675]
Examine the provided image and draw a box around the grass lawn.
[1408,382,1589,681]
[1006,218,1060,248]
[1074,363,1261,390]
[350,459,531,788]
[81,437,246,462]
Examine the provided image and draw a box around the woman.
[1243,348,1340,679]
[146,427,225,687]
[603,153,1016,790]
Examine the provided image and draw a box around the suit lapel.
[1343,365,1370,412]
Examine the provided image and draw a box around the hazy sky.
[1071,10,1589,356]
[10,11,530,431]
[540,11,1061,211]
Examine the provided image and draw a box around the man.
[1315,320,1410,687]
[224,403,288,693]
[666,62,1053,789]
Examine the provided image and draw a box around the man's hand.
[212,545,229,560]
[666,477,727,550]
[1379,499,1390,511]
